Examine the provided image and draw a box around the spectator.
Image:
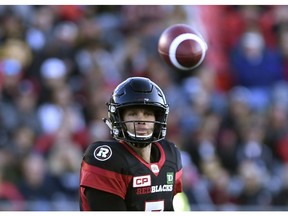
[236,160,272,210]
[235,114,274,173]
[16,152,58,210]
[0,164,24,211]
[272,164,288,208]
[0,147,24,211]
[35,84,88,154]
[47,135,82,210]
[229,29,284,108]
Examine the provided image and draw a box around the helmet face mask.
[104,77,169,148]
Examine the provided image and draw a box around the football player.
[79,77,183,211]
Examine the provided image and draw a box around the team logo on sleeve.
[94,145,112,161]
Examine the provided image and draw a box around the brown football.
[158,24,207,71]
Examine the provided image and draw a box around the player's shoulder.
[84,140,119,154]
[158,139,180,152]
[82,140,127,172]
[158,139,182,168]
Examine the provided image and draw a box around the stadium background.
[0,5,288,211]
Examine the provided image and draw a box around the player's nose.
[136,112,146,124]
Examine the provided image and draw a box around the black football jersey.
[80,139,183,211]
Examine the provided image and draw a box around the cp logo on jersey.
[133,175,151,188]
[94,145,112,161]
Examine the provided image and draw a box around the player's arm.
[85,187,127,211]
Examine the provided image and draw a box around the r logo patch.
[94,145,112,161]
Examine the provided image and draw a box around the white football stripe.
[169,33,207,70]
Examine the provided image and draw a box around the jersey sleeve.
[80,142,133,199]
[84,187,127,210]
[174,145,183,195]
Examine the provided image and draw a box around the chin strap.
[126,131,153,139]
[102,118,112,130]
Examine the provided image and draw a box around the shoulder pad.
[83,140,126,173]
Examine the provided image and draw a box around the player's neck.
[129,143,152,163]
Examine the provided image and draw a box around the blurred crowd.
[0,5,288,211]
